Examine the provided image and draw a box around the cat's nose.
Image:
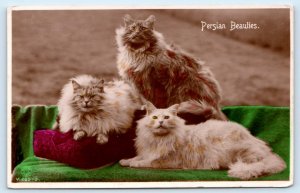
[159,121,163,125]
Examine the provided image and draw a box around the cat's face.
[139,103,181,136]
[71,79,105,112]
[122,15,157,51]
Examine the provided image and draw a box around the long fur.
[116,15,226,120]
[120,103,286,180]
[56,74,142,143]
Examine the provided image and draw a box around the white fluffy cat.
[120,102,286,180]
[56,74,142,144]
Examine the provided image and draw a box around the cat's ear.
[144,15,155,29]
[124,14,134,27]
[95,79,105,92]
[143,101,156,115]
[71,80,81,92]
[96,78,104,86]
[168,104,179,115]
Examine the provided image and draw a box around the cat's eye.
[152,116,158,119]
[164,116,170,119]
[140,26,146,30]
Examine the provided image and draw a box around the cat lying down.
[120,102,286,180]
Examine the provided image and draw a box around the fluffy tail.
[177,100,227,121]
[228,154,286,180]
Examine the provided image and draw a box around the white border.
[8,5,292,10]
[8,181,294,189]
[289,4,295,187]
[7,5,12,190]
[7,5,294,189]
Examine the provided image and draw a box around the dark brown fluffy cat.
[116,15,227,121]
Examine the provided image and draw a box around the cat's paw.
[228,164,260,180]
[129,161,149,168]
[73,131,86,141]
[96,134,108,144]
[228,169,254,180]
[119,159,131,167]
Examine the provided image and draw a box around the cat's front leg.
[72,123,86,140]
[73,130,86,141]
[129,159,153,168]
[96,133,109,144]
[119,156,143,167]
[127,154,157,168]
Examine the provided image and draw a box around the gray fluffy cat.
[55,74,142,144]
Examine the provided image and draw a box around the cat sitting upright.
[55,74,143,144]
[116,14,227,121]
[119,102,286,180]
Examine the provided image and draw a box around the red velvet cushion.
[33,129,136,169]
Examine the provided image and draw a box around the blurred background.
[12,9,290,106]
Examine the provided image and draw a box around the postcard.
[7,5,293,188]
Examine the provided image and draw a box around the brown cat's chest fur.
[127,65,169,108]
[125,57,206,109]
